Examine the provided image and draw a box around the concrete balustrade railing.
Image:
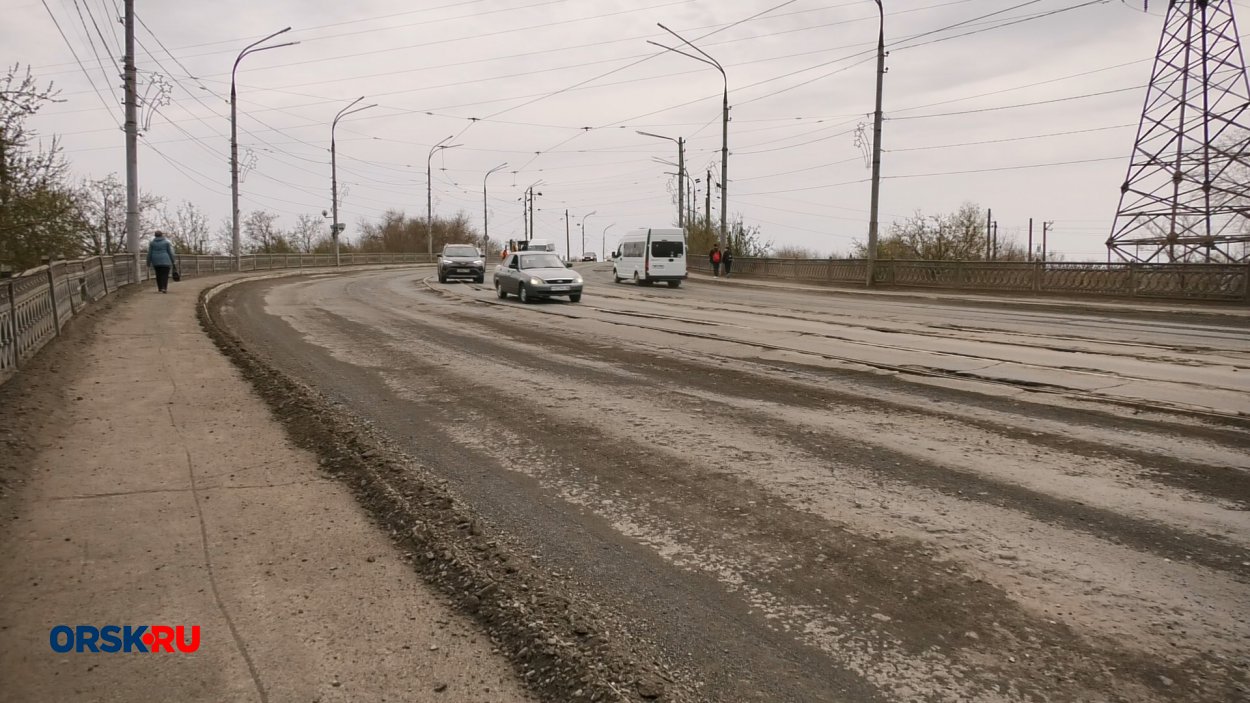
[690,257,1250,303]
[0,252,432,385]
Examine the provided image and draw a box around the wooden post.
[98,257,110,295]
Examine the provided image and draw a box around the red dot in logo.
[142,633,155,647]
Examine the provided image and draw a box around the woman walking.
[147,230,177,293]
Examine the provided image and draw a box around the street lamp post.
[482,162,508,256]
[524,180,543,242]
[331,96,376,267]
[651,24,728,246]
[231,27,297,272]
[602,223,615,262]
[427,135,461,260]
[579,210,596,258]
[637,131,684,228]
[865,0,886,287]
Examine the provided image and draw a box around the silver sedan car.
[494,251,584,303]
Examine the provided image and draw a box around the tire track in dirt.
[289,306,1214,702]
[229,272,1250,702]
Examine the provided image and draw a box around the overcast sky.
[7,0,1248,259]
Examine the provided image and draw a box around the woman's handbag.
[171,267,181,282]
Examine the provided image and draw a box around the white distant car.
[610,228,687,288]
[581,252,598,262]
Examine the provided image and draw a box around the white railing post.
[45,263,61,336]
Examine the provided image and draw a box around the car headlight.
[530,277,544,286]
[572,274,583,284]
[473,260,483,266]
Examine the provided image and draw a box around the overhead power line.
[40,0,119,124]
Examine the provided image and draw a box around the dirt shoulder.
[0,273,535,703]
[200,276,697,702]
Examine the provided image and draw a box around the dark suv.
[438,244,485,283]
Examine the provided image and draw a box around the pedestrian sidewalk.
[688,270,1250,319]
[0,275,530,703]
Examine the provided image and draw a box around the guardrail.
[690,257,1250,303]
[1,252,432,385]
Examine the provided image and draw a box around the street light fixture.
[482,162,508,256]
[865,0,886,287]
[331,96,376,267]
[650,24,728,246]
[427,135,461,259]
[231,27,298,271]
[579,210,597,258]
[636,130,685,228]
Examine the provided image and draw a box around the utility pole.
[705,168,712,241]
[865,0,886,287]
[564,209,570,260]
[677,137,684,228]
[1028,218,1034,261]
[992,221,998,260]
[521,194,528,241]
[123,0,139,280]
[985,208,993,260]
[1042,221,1053,262]
[637,131,685,228]
[688,175,695,227]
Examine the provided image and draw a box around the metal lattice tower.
[1108,0,1250,263]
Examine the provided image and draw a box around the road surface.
[216,265,1250,702]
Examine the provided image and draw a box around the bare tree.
[290,213,325,253]
[0,64,82,271]
[771,244,823,258]
[243,209,294,253]
[77,174,163,255]
[854,202,994,260]
[161,200,211,254]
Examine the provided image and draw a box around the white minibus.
[611,228,687,287]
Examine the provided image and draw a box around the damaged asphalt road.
[207,266,1250,702]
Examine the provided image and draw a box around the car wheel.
[519,284,532,304]
[667,280,681,288]
[569,293,582,303]
[475,276,484,284]
[613,269,622,283]
[438,272,447,283]
[495,280,507,299]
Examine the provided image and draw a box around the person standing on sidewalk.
[722,247,734,278]
[709,244,722,277]
[147,230,177,293]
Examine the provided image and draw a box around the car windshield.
[443,246,477,257]
[651,241,684,258]
[519,253,565,269]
